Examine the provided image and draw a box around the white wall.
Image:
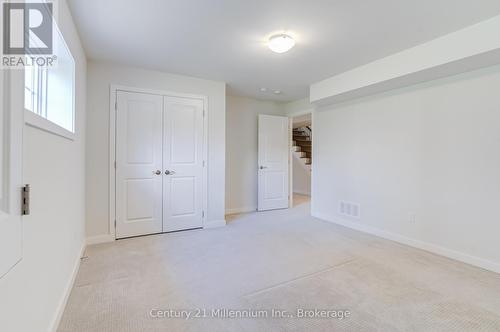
[284,98,315,116]
[225,95,285,214]
[0,1,87,331]
[312,65,500,273]
[86,61,226,238]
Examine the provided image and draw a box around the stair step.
[295,151,306,158]
[294,126,312,165]
[296,150,311,158]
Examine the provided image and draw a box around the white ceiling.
[67,0,500,102]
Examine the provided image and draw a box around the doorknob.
[154,170,161,175]
[165,170,176,175]
[259,166,267,169]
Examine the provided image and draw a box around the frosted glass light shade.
[268,34,295,53]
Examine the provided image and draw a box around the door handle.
[165,170,176,175]
[259,166,267,170]
[154,170,161,175]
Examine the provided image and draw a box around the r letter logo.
[3,2,53,55]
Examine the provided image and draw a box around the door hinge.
[202,211,205,218]
[22,184,30,215]
[115,100,117,111]
[202,160,205,167]
[114,219,116,227]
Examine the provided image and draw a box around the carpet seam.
[241,258,357,299]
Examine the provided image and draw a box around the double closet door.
[115,91,205,239]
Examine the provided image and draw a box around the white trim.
[225,207,257,215]
[24,110,75,141]
[111,85,208,101]
[310,110,316,212]
[201,96,209,230]
[203,219,226,229]
[313,212,500,274]
[24,19,77,141]
[288,117,293,208]
[86,234,115,246]
[288,110,313,208]
[109,84,210,239]
[49,242,85,332]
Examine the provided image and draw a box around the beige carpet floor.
[58,195,500,331]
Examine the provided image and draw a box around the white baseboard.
[204,219,226,229]
[293,190,311,196]
[49,242,86,332]
[313,211,500,274]
[225,207,257,215]
[86,234,115,246]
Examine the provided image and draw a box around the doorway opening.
[291,113,312,208]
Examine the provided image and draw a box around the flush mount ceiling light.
[268,34,295,53]
[260,87,283,95]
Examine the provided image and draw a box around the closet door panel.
[163,97,204,232]
[115,91,163,239]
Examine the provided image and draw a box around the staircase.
[292,126,312,168]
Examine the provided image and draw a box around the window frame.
[24,65,48,118]
[24,20,76,141]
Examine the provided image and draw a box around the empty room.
[2,0,500,331]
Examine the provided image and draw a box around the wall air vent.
[339,200,360,219]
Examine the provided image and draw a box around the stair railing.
[302,126,312,139]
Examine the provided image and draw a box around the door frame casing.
[0,67,24,278]
[109,84,209,240]
[288,108,314,208]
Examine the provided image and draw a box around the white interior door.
[116,91,163,239]
[258,115,289,211]
[163,96,204,232]
[0,70,24,278]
